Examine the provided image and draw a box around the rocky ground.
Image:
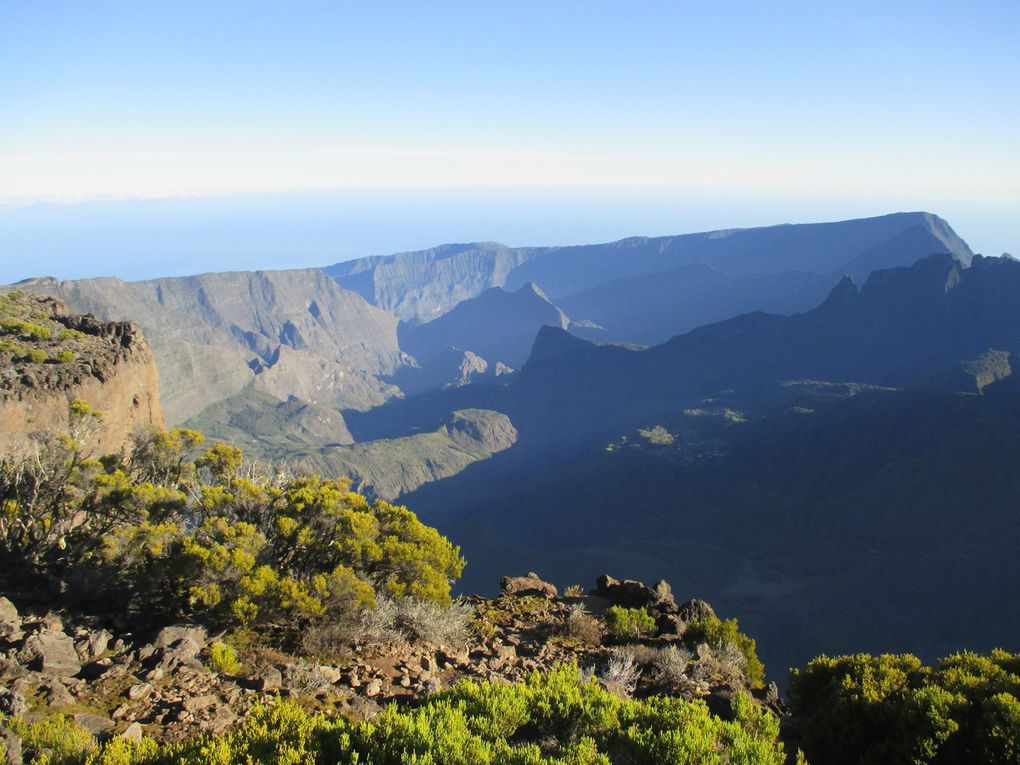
[0,574,784,759]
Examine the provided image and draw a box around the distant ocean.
[0,187,1011,284]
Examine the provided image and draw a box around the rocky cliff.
[16,269,403,425]
[0,292,165,454]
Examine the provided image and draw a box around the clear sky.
[0,1,1017,282]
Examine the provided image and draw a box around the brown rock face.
[500,573,558,599]
[0,296,165,454]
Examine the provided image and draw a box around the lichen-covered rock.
[0,598,18,624]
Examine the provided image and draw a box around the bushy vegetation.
[790,649,1020,764]
[6,713,101,764]
[0,403,465,646]
[604,606,656,642]
[301,595,473,654]
[3,664,790,764]
[684,615,765,688]
[206,642,242,675]
[614,644,694,692]
[563,603,603,645]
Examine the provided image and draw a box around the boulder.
[0,598,18,624]
[0,690,26,717]
[75,630,111,663]
[594,575,677,611]
[500,574,557,599]
[72,713,115,736]
[17,630,81,677]
[126,682,153,701]
[677,599,716,626]
[153,626,207,650]
[120,722,144,744]
[1,728,22,765]
[254,665,282,692]
[42,679,75,707]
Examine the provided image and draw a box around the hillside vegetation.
[0,401,464,643]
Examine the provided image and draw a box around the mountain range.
[9,210,1012,675]
[397,252,1020,673]
[16,212,969,428]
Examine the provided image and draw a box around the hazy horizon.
[1,186,1015,285]
[2,1,1017,285]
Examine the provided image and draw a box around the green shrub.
[207,641,242,675]
[0,318,51,340]
[9,714,99,764]
[604,606,656,642]
[13,664,789,764]
[0,339,25,355]
[684,614,765,688]
[56,350,77,363]
[789,649,1020,764]
[28,348,48,363]
[1,417,465,647]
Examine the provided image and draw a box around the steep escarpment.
[326,242,531,323]
[329,212,973,326]
[0,292,164,454]
[17,269,403,425]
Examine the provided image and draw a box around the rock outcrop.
[0,293,164,454]
[0,575,777,747]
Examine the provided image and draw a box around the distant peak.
[820,275,860,309]
[523,325,595,368]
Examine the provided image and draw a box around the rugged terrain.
[328,211,971,329]
[0,292,164,454]
[6,212,1009,676]
[15,269,404,425]
[389,253,1020,672]
[0,574,778,749]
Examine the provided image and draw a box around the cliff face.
[328,212,973,324]
[18,269,402,425]
[0,293,165,454]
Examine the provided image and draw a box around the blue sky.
[0,1,1017,282]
